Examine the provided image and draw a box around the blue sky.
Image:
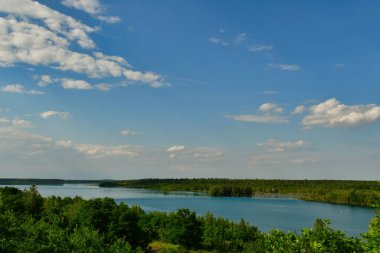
[0,0,379,179]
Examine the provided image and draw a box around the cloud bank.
[0,0,166,88]
[302,98,380,127]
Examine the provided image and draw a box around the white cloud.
[36,76,115,92]
[62,0,102,15]
[75,144,139,159]
[0,117,33,128]
[62,0,121,24]
[0,0,96,48]
[0,126,50,141]
[0,0,159,88]
[56,139,140,159]
[37,75,55,87]
[0,117,11,124]
[259,103,283,113]
[226,102,288,124]
[11,118,33,128]
[209,37,229,46]
[166,145,224,160]
[55,140,72,148]
[124,70,168,88]
[95,83,112,91]
[292,105,306,115]
[27,90,45,95]
[60,79,93,90]
[0,126,151,177]
[97,15,121,24]
[258,139,308,152]
[302,98,380,127]
[248,43,273,52]
[1,84,44,95]
[225,114,288,124]
[0,127,54,158]
[40,111,69,120]
[93,52,130,67]
[234,33,247,44]
[167,145,186,153]
[268,63,301,71]
[120,129,140,136]
[1,84,24,93]
[209,37,221,44]
[0,17,116,76]
[192,147,223,160]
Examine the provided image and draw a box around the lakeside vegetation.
[2,178,379,207]
[0,178,107,186]
[1,186,379,252]
[99,179,380,207]
[0,178,65,185]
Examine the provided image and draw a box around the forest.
[0,179,103,185]
[99,179,380,207]
[0,186,379,252]
[0,178,65,185]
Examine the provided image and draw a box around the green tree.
[363,210,380,252]
[0,187,24,214]
[108,204,149,248]
[0,211,24,252]
[69,226,106,253]
[299,219,362,252]
[23,185,44,218]
[162,209,202,249]
[202,213,261,252]
[258,230,299,253]
[77,198,116,233]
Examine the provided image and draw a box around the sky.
[0,0,379,180]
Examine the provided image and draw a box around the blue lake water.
[7,184,376,237]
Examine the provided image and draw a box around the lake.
[6,184,375,237]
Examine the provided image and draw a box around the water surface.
[7,184,375,236]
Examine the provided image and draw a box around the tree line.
[0,178,64,185]
[1,186,379,252]
[99,178,380,207]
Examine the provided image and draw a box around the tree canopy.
[0,186,379,252]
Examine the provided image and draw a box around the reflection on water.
[5,184,375,236]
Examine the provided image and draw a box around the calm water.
[7,184,375,237]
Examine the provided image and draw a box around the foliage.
[1,186,379,252]
[201,212,261,252]
[363,210,380,252]
[0,178,64,185]
[148,241,184,253]
[100,178,380,207]
[298,219,362,252]
[161,209,202,249]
